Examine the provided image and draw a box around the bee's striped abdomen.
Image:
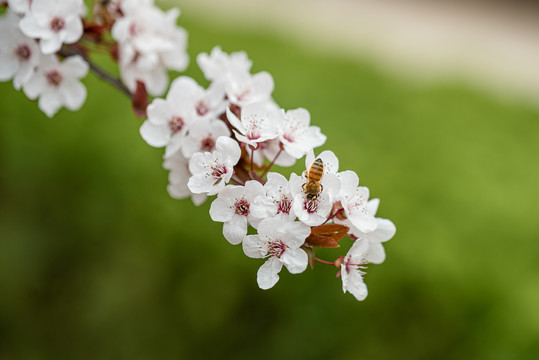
[308,158,324,180]
[303,158,324,201]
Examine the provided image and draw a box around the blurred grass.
[1,8,539,360]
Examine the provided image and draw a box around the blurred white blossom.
[23,54,88,117]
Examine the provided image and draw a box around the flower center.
[234,198,250,216]
[200,136,216,152]
[168,116,184,133]
[14,44,31,61]
[246,128,260,141]
[267,240,286,258]
[210,163,227,182]
[277,195,291,214]
[50,17,65,33]
[345,257,368,276]
[46,70,62,86]
[195,101,209,116]
[304,199,318,214]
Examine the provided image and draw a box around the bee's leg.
[320,184,324,193]
[302,183,306,191]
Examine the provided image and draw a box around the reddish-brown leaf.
[305,234,340,248]
[304,224,349,248]
[132,81,149,118]
[311,224,349,242]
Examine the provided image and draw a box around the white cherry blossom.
[181,118,230,158]
[348,198,396,264]
[0,10,41,90]
[243,217,310,289]
[250,172,296,222]
[226,101,280,147]
[23,54,88,117]
[19,0,85,54]
[341,240,370,301]
[209,181,265,245]
[196,46,252,83]
[140,77,215,157]
[336,170,377,233]
[290,150,341,226]
[278,108,326,159]
[111,0,188,95]
[225,69,274,107]
[163,150,206,206]
[290,171,340,226]
[187,136,241,195]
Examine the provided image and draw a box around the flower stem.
[86,58,132,98]
[323,208,344,225]
[250,147,255,172]
[314,257,336,266]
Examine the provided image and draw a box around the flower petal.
[139,120,170,147]
[222,214,247,245]
[60,80,86,110]
[345,270,368,301]
[368,218,396,243]
[38,90,62,117]
[0,53,17,80]
[366,242,386,264]
[60,55,88,78]
[209,194,236,222]
[39,36,62,55]
[281,248,308,274]
[215,136,241,164]
[257,257,282,290]
[242,235,266,259]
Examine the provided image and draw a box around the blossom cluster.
[1,1,395,301]
[0,0,188,116]
[141,47,396,301]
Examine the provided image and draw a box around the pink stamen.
[277,195,291,214]
[246,129,260,141]
[267,240,286,258]
[304,199,318,214]
[211,164,227,181]
[344,258,368,276]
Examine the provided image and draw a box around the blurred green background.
[2,5,539,360]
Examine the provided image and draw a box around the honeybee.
[302,158,324,201]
